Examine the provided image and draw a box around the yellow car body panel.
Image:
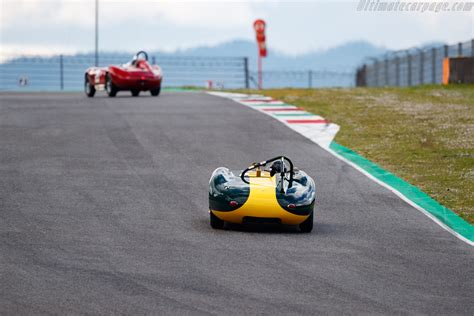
[211,171,309,225]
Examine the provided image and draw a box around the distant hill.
[170,39,387,71]
[2,39,386,72]
[56,39,387,72]
[1,39,388,90]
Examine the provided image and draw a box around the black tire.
[105,74,118,97]
[299,212,313,233]
[84,76,96,97]
[150,85,161,96]
[210,211,224,229]
[131,90,140,97]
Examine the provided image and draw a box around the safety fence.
[0,54,355,91]
[0,55,249,91]
[356,39,474,87]
[250,70,355,88]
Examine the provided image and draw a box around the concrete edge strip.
[208,90,474,246]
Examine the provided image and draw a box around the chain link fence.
[356,39,474,87]
[0,55,249,91]
[250,70,354,88]
[1,54,354,91]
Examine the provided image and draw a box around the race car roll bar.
[240,156,294,192]
[134,51,149,61]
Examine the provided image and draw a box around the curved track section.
[0,92,473,314]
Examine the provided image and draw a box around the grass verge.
[239,85,474,224]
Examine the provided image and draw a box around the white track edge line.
[320,145,474,246]
[209,91,473,246]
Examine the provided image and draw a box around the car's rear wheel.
[131,90,140,97]
[150,85,161,96]
[105,74,118,97]
[299,212,313,233]
[84,76,95,97]
[210,211,225,229]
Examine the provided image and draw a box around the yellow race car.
[209,156,315,232]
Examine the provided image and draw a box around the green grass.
[238,85,474,224]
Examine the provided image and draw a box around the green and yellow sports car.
[209,156,315,232]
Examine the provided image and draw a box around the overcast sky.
[1,0,473,57]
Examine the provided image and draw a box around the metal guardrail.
[1,54,355,91]
[356,39,474,87]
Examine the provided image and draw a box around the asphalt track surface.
[1,92,473,315]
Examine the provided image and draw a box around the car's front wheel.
[84,76,96,97]
[105,74,118,97]
[210,211,225,229]
[299,212,313,233]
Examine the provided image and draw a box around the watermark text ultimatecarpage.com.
[357,0,474,12]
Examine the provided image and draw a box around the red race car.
[84,51,163,97]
